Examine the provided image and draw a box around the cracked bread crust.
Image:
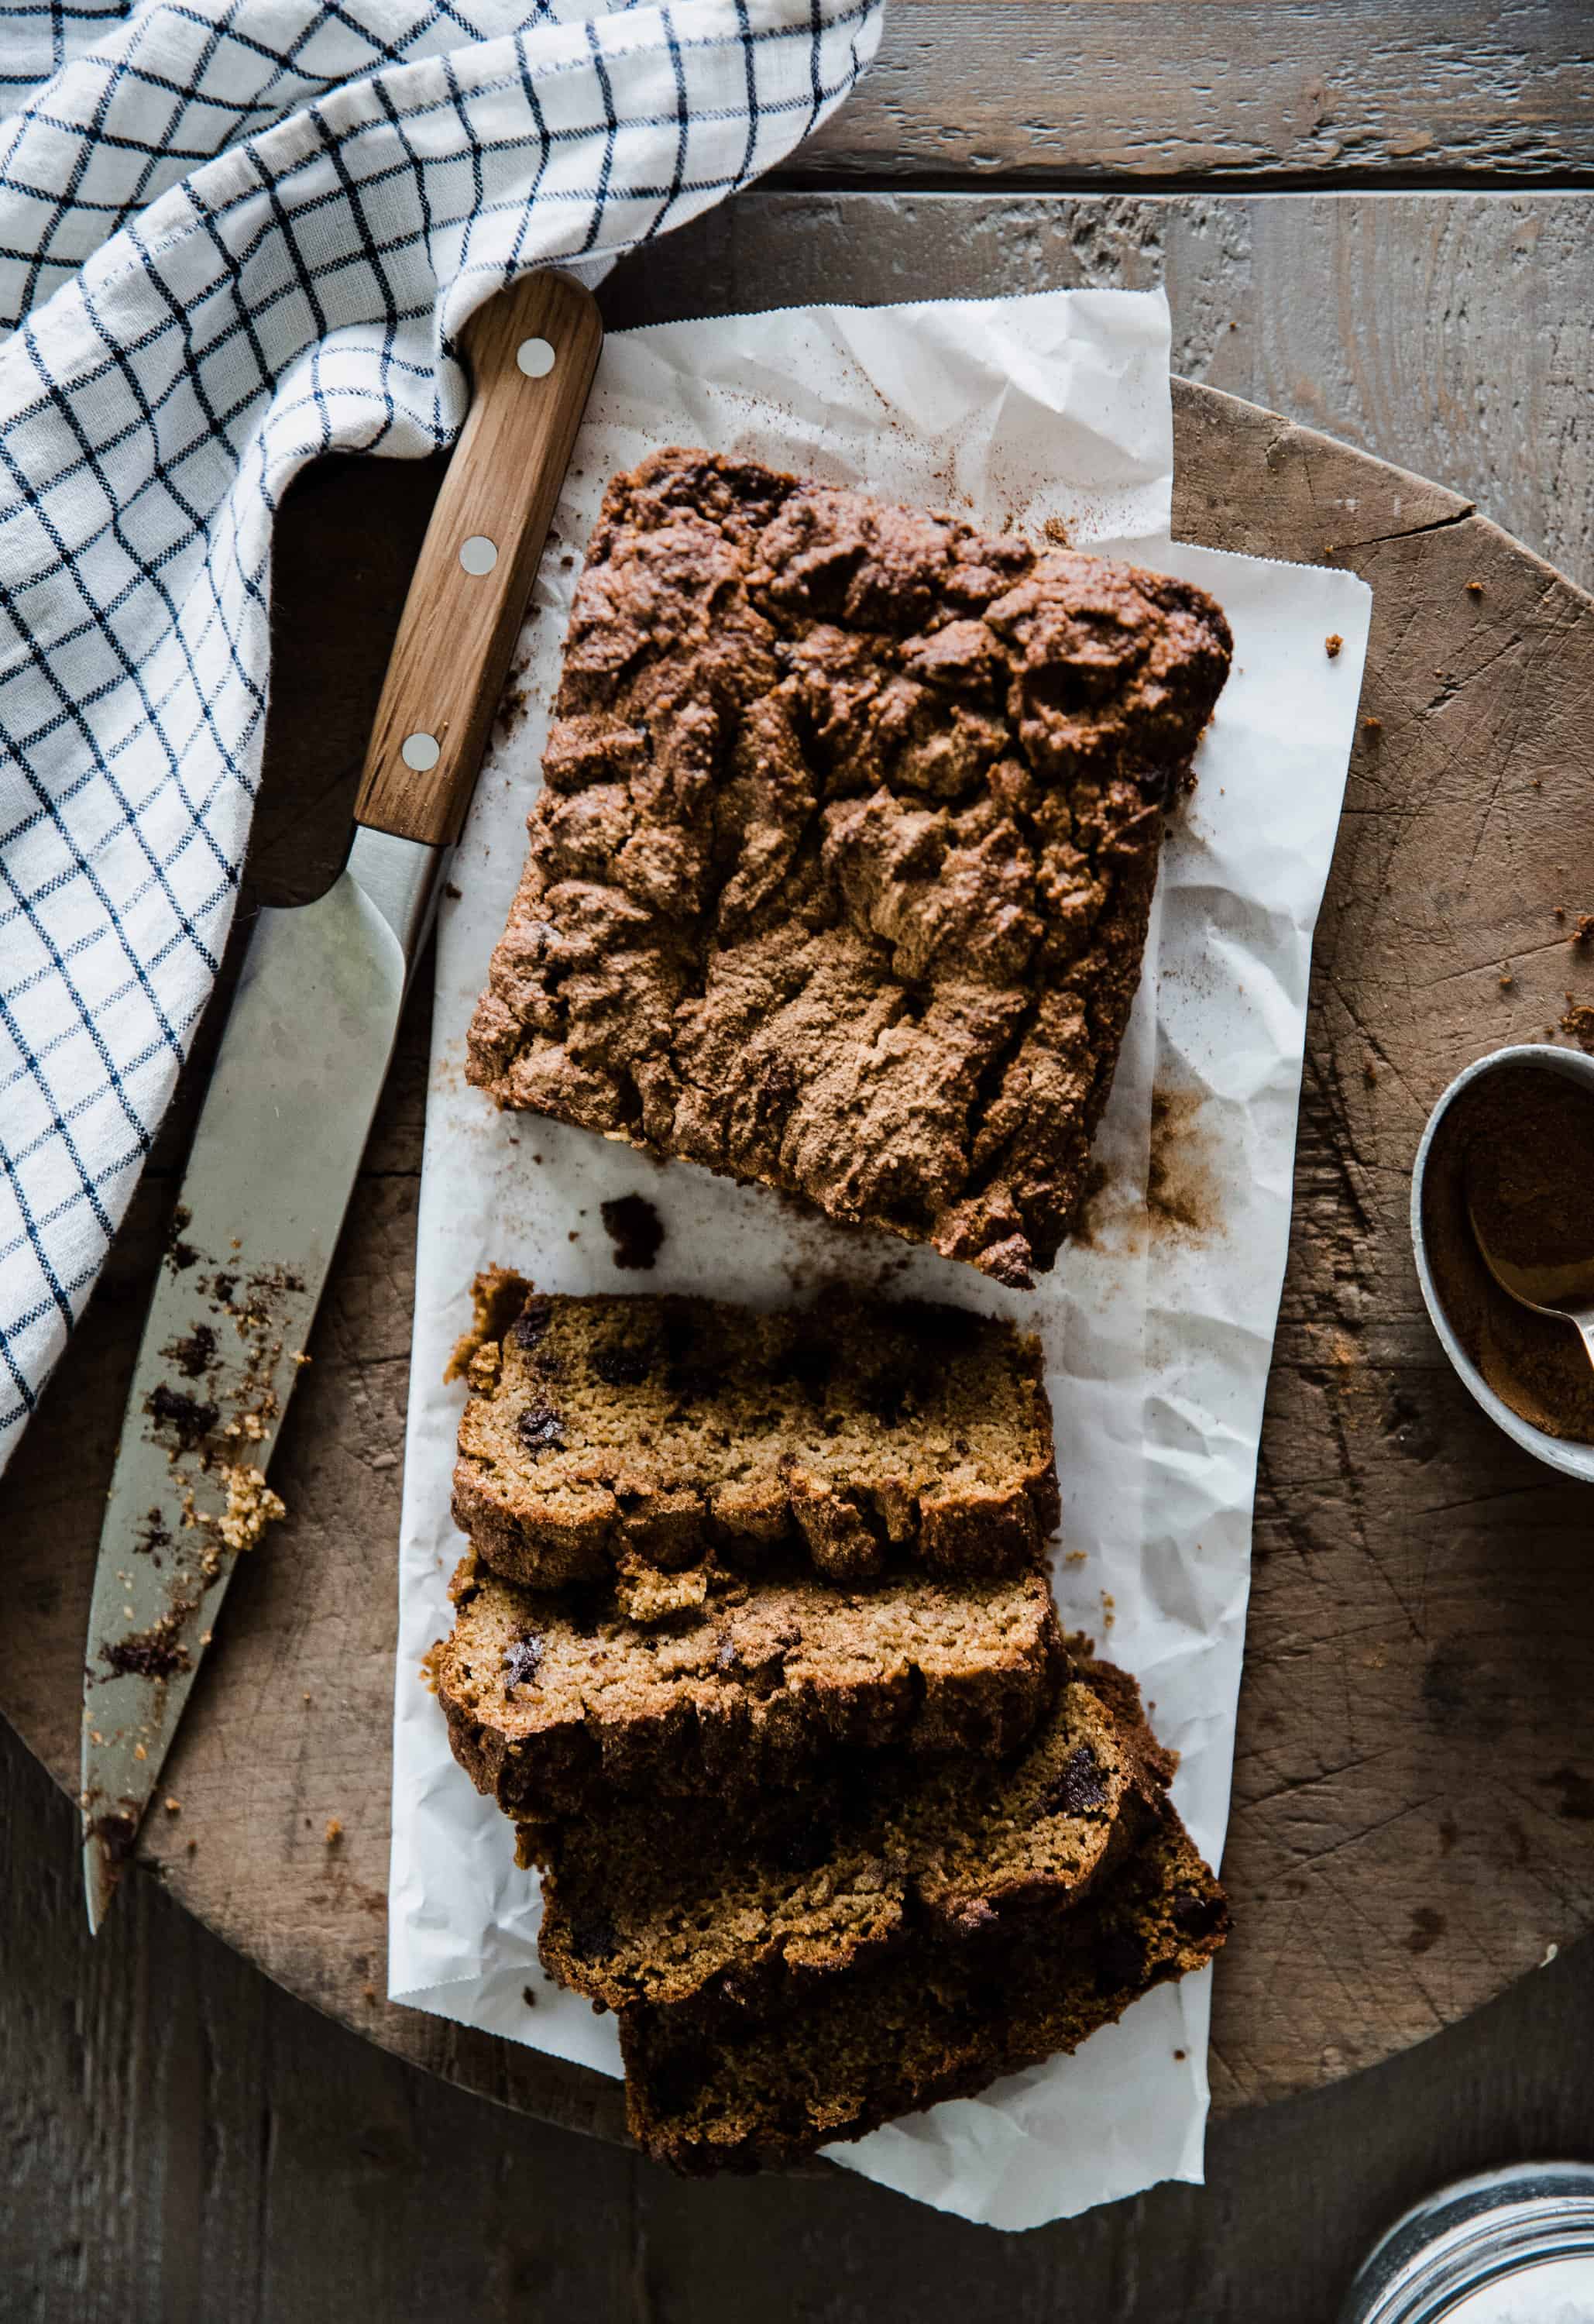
[449,1273,1060,1595]
[531,1669,1168,2025]
[432,1554,1067,1823]
[621,1809,1229,2175]
[465,449,1233,1286]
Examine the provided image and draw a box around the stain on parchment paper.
[1147,1088,1223,1243]
[761,1184,921,1305]
[1067,1160,1118,1252]
[430,1045,469,1098]
[1072,1088,1226,1264]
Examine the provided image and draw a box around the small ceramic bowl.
[1410,1041,1594,1485]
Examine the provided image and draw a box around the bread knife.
[79,270,602,1931]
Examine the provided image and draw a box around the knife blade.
[81,269,603,1930]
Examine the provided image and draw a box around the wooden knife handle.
[353,270,603,847]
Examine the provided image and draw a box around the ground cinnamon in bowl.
[1421,1063,1594,1443]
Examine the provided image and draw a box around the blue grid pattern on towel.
[0,0,882,1469]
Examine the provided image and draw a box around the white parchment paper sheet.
[388,289,1372,2231]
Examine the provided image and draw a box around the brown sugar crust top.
[435,1553,1067,1820]
[466,451,1233,1285]
[450,1273,1060,1593]
[531,1673,1166,2022]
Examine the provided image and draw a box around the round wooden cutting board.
[3,370,1593,2153]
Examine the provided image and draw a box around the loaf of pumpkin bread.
[465,449,1232,1287]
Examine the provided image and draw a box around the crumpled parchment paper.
[387,287,1372,2230]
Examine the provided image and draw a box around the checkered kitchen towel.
[0,0,882,1471]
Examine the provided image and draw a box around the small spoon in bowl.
[1468,1187,1594,1377]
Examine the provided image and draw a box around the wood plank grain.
[6,1710,1594,2320]
[601,191,1594,589]
[5,192,1594,2157]
[796,2,1594,186]
[0,1724,641,2324]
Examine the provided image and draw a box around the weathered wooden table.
[5,12,1594,2315]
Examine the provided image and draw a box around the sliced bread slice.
[448,1272,1060,1595]
[433,1552,1066,1822]
[621,1808,1228,2175]
[532,1667,1166,2023]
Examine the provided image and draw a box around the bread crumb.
[1554,904,1567,920]
[1100,1590,1116,1630]
[1499,963,1515,989]
[1174,2048,1187,2061]
[1362,1055,1379,1085]
[163,1796,180,1814]
[325,1817,343,1846]
[523,1984,539,2009]
[362,1984,377,2003]
[1063,1549,1087,1568]
[1465,578,1483,596]
[1361,714,1382,736]
[133,1742,146,1762]
[1574,913,1594,947]
[186,1838,198,1854]
[215,1463,287,1553]
[1325,633,1343,658]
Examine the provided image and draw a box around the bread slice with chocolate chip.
[431,1552,1067,1824]
[448,1271,1060,1600]
[622,1807,1228,2175]
[530,1662,1170,2024]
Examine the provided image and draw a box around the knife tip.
[83,1848,114,1938]
[81,1807,138,1937]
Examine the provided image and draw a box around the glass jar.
[1340,2164,1594,2323]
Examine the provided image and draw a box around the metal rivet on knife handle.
[401,732,440,770]
[352,273,603,849]
[459,536,497,575]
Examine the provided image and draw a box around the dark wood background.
[6,8,1594,2312]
